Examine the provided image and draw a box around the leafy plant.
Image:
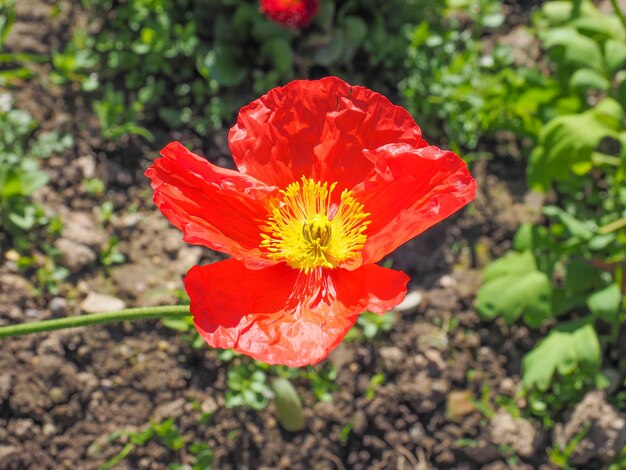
[0,0,46,87]
[345,310,398,341]
[100,418,212,470]
[365,372,385,400]
[522,319,602,392]
[400,0,524,152]
[549,422,592,469]
[99,236,126,267]
[225,360,273,410]
[0,103,73,237]
[52,0,437,142]
[476,250,552,328]
[0,0,15,49]
[17,246,71,296]
[476,0,626,414]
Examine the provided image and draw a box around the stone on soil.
[80,292,126,313]
[446,390,476,420]
[553,390,626,465]
[60,211,106,248]
[489,409,541,458]
[395,290,423,312]
[54,238,97,273]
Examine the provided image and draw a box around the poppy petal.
[146,141,277,266]
[229,76,425,191]
[260,0,318,28]
[185,259,408,367]
[354,144,477,265]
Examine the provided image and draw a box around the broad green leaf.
[542,27,603,71]
[343,17,368,45]
[553,260,607,316]
[261,38,293,75]
[341,16,368,61]
[592,96,624,129]
[158,108,183,128]
[18,169,48,195]
[482,250,537,281]
[564,259,606,293]
[522,319,601,391]
[588,233,615,250]
[605,39,626,73]
[476,251,552,327]
[8,205,37,230]
[0,167,23,197]
[569,68,609,92]
[573,13,626,40]
[313,31,346,67]
[251,16,288,42]
[541,1,575,23]
[232,3,259,37]
[528,99,621,190]
[588,283,622,323]
[482,12,504,29]
[205,47,246,87]
[542,205,595,240]
[513,223,554,252]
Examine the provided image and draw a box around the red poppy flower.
[146,76,476,367]
[260,0,318,29]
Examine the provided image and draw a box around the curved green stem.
[0,305,191,339]
[610,0,626,32]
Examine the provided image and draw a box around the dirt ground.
[1,1,623,469]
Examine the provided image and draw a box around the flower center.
[260,177,370,273]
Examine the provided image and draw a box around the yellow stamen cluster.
[260,177,370,273]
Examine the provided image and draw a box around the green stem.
[0,305,190,339]
[610,0,626,32]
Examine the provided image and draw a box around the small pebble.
[49,297,68,316]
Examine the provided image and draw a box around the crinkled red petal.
[229,76,425,191]
[145,141,277,267]
[185,259,408,367]
[353,144,477,265]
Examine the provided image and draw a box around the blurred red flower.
[146,76,476,367]
[260,0,318,28]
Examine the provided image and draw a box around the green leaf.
[0,167,24,197]
[542,27,604,72]
[158,107,183,128]
[605,39,626,73]
[261,38,293,75]
[7,205,37,230]
[476,251,552,327]
[482,12,504,29]
[513,223,553,252]
[541,1,575,23]
[205,47,246,87]
[313,31,346,67]
[232,3,260,37]
[569,68,609,92]
[592,97,624,128]
[553,259,607,316]
[272,377,306,432]
[588,283,622,323]
[542,205,595,240]
[527,99,621,190]
[522,319,601,391]
[340,16,368,61]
